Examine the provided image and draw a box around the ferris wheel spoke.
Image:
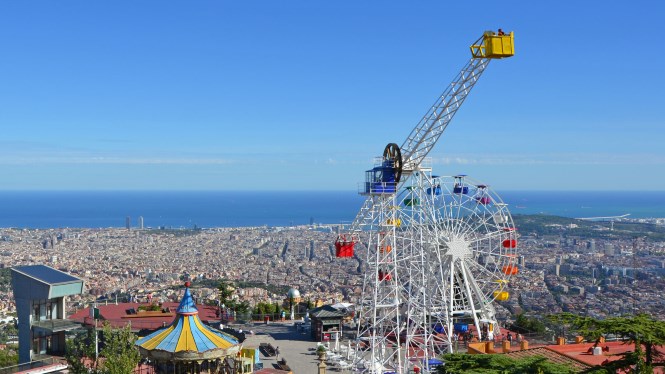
[464,257,502,286]
[460,259,497,308]
[468,228,504,242]
[467,235,504,255]
[465,211,496,233]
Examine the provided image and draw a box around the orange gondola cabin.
[502,265,519,275]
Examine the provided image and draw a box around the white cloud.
[0,156,236,165]
[430,153,665,166]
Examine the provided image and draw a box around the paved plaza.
[241,321,353,373]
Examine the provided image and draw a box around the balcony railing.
[32,319,82,333]
[0,356,66,374]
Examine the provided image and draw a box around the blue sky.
[0,1,663,191]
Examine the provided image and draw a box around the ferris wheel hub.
[442,233,471,260]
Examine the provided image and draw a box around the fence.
[0,357,66,374]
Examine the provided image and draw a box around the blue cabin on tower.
[363,143,403,195]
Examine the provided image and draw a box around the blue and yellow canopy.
[135,286,239,358]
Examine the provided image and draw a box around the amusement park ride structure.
[334,31,517,373]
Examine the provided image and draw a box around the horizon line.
[0,189,664,193]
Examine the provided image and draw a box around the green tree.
[67,323,141,374]
[253,303,262,317]
[514,313,547,334]
[66,329,99,374]
[0,345,18,368]
[225,299,237,310]
[234,301,250,316]
[0,322,18,345]
[217,281,234,307]
[253,302,278,318]
[273,302,285,320]
[605,314,665,369]
[438,353,576,374]
[549,313,665,372]
[100,322,141,374]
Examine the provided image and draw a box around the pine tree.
[438,353,576,373]
[217,281,234,306]
[549,313,665,372]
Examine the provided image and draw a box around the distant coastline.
[0,190,663,229]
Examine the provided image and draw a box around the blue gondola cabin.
[427,185,442,195]
[454,323,469,334]
[453,184,469,194]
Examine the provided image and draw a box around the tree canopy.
[514,313,547,334]
[437,353,576,374]
[66,328,98,374]
[0,345,18,368]
[217,281,234,307]
[66,323,140,374]
[100,323,141,374]
[549,313,665,373]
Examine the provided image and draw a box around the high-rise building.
[138,216,144,230]
[126,216,131,230]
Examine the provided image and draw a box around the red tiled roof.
[506,347,591,372]
[69,302,221,331]
[504,341,665,372]
[548,341,636,367]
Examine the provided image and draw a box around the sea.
[0,190,663,229]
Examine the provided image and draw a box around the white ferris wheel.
[426,175,518,343]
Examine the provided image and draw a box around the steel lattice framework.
[340,32,516,373]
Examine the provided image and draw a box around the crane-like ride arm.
[335,30,515,254]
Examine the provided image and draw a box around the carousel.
[135,282,242,373]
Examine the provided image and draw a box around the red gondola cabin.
[335,236,355,258]
[502,239,517,248]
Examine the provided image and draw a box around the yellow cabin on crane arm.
[470,30,515,59]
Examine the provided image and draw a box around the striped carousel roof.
[135,284,238,355]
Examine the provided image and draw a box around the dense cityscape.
[1,214,664,331]
[2,2,664,371]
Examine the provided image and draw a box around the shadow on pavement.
[269,331,313,342]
